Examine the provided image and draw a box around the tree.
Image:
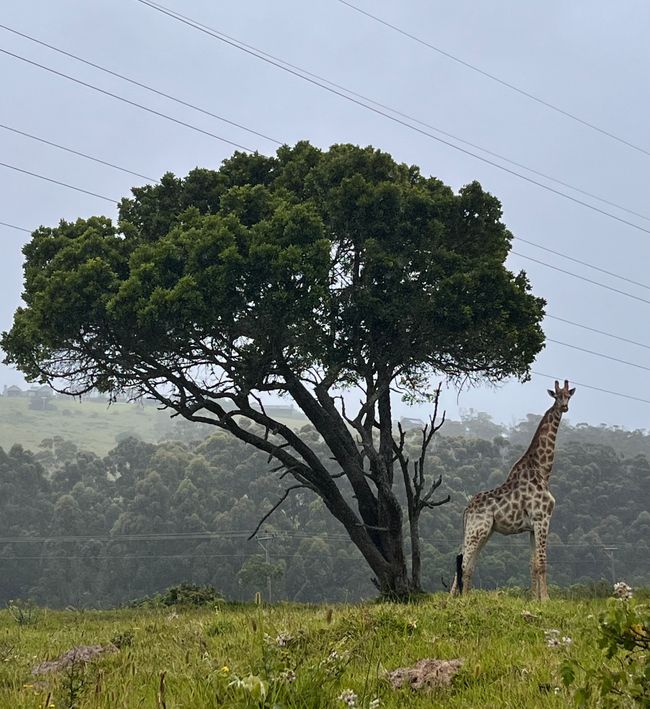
[2,142,545,598]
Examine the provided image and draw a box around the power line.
[0,220,30,233]
[0,23,282,148]
[336,0,650,158]
[0,123,158,183]
[3,23,648,298]
[547,338,650,373]
[0,554,636,563]
[124,2,650,224]
[0,531,638,547]
[546,314,650,351]
[0,161,117,203]
[178,10,649,222]
[511,251,650,305]
[0,531,349,543]
[532,370,650,405]
[516,237,650,291]
[134,0,650,236]
[0,47,254,153]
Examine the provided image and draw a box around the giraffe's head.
[547,379,575,412]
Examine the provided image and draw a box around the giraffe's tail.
[456,553,464,594]
[451,508,468,595]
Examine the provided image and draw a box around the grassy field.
[0,395,166,455]
[0,593,616,708]
[0,395,308,455]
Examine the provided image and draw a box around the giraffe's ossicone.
[451,380,575,601]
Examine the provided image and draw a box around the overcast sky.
[1,0,649,430]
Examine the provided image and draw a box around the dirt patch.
[32,644,117,675]
[387,658,464,691]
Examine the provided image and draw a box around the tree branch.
[248,484,310,540]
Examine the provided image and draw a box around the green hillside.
[0,395,169,454]
[0,394,308,455]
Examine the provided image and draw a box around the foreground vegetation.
[3,591,647,708]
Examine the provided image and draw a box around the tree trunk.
[322,482,412,599]
[409,512,422,593]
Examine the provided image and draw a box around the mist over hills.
[1,388,648,606]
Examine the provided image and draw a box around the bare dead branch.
[356,523,390,532]
[248,484,309,540]
[266,442,290,464]
[420,495,451,510]
[421,474,444,504]
[278,466,302,480]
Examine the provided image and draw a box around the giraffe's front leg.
[459,522,493,595]
[532,518,551,601]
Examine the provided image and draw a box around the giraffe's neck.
[512,404,563,480]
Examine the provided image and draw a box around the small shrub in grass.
[0,641,15,662]
[129,583,223,608]
[206,618,235,637]
[561,583,649,707]
[6,598,38,625]
[110,629,134,648]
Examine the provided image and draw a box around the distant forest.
[1,411,648,607]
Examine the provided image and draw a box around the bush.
[562,584,649,707]
[129,583,223,608]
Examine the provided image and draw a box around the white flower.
[337,689,358,707]
[544,629,571,648]
[613,581,633,600]
[369,699,381,709]
[279,668,296,683]
[275,632,293,647]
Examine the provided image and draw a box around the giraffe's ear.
[568,388,576,396]
[547,389,556,398]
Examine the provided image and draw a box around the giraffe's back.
[465,473,553,536]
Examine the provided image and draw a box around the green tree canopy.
[2,142,545,597]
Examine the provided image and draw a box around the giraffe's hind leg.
[529,531,540,599]
[460,515,493,594]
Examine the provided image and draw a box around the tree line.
[1,414,648,607]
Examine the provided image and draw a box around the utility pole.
[257,534,274,603]
[603,546,617,584]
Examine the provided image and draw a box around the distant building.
[3,384,25,397]
[399,416,425,431]
[28,386,56,411]
[27,386,53,398]
[251,403,299,418]
[264,404,299,418]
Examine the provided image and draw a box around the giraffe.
[451,379,575,601]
